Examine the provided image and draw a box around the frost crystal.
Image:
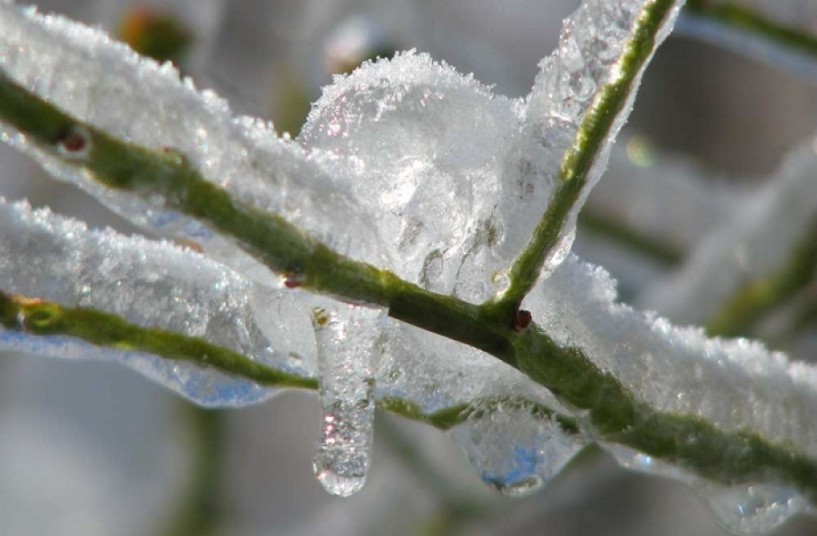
[300,50,520,301]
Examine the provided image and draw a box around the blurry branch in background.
[683,1,817,62]
[708,216,817,338]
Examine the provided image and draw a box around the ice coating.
[300,2,683,301]
[642,138,817,324]
[505,0,684,277]
[449,405,585,496]
[0,2,383,280]
[698,482,810,535]
[311,306,382,497]
[0,198,313,405]
[300,51,521,301]
[525,254,817,460]
[5,0,807,515]
[607,444,811,534]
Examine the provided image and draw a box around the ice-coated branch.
[5,0,817,526]
[4,70,817,509]
[707,215,817,337]
[0,290,316,390]
[489,0,683,320]
[0,288,578,435]
[642,136,817,336]
[682,1,817,76]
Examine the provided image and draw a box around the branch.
[683,1,817,65]
[489,0,682,319]
[708,215,817,337]
[0,289,573,436]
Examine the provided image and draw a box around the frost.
[506,0,684,278]
[528,255,817,458]
[311,306,382,497]
[300,0,682,301]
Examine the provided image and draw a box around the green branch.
[685,1,817,61]
[0,291,317,390]
[0,72,514,367]
[0,290,574,435]
[488,0,679,321]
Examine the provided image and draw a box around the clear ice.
[0,1,384,283]
[449,405,585,496]
[699,483,810,535]
[0,198,306,406]
[311,306,382,497]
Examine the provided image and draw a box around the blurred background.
[2,1,817,535]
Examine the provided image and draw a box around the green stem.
[0,290,574,435]
[488,0,680,322]
[0,72,514,367]
[0,291,317,390]
[685,1,817,61]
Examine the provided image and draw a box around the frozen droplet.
[698,483,807,536]
[449,405,585,497]
[311,306,382,497]
[490,270,510,295]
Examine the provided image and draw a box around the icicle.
[449,404,585,497]
[311,305,382,497]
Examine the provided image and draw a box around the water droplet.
[311,306,382,497]
[450,405,584,497]
[699,483,806,535]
